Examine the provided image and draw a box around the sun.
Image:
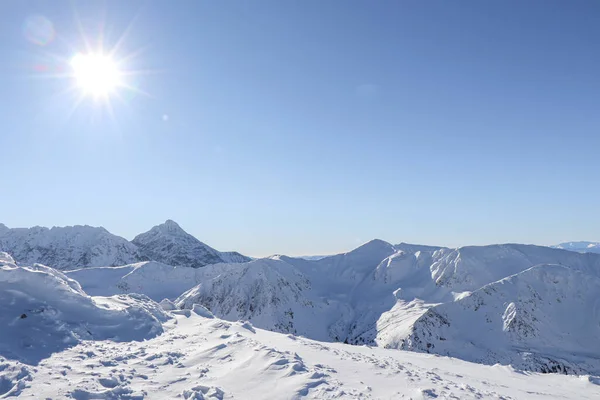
[70,53,121,97]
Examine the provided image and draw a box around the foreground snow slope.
[0,252,167,365]
[3,309,599,399]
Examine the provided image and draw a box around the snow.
[0,257,167,365]
[65,239,600,374]
[170,242,600,374]
[0,220,250,270]
[66,261,202,302]
[2,310,599,399]
[2,249,600,398]
[402,264,600,374]
[0,224,143,270]
[131,220,251,268]
[552,241,600,254]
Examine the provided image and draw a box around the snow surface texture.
[552,241,600,254]
[2,301,599,399]
[0,220,250,270]
[0,252,167,365]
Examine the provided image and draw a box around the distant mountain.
[0,220,249,270]
[132,220,251,268]
[0,223,144,270]
[551,241,600,254]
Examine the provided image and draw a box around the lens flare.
[23,15,55,46]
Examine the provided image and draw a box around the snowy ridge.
[172,242,600,374]
[67,240,600,374]
[552,241,600,254]
[401,264,600,374]
[0,223,144,270]
[175,258,334,339]
[0,220,250,270]
[0,253,167,365]
[66,261,202,302]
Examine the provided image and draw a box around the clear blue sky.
[1,1,599,257]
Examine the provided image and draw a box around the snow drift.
[0,252,168,364]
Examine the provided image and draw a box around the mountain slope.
[132,220,251,268]
[401,264,600,374]
[172,241,600,374]
[66,261,203,302]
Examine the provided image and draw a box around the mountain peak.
[351,239,395,254]
[153,219,187,235]
[132,220,250,268]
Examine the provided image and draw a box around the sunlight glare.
[70,53,121,97]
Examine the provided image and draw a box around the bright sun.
[70,53,121,97]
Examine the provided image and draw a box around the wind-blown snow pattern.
[552,241,600,254]
[132,220,251,268]
[0,252,167,365]
[0,220,250,270]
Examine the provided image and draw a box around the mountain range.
[0,220,250,270]
[2,220,600,375]
[3,248,592,399]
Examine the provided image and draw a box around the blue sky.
[1,1,599,257]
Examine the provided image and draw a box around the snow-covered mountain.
[171,242,600,374]
[3,249,600,397]
[401,264,600,374]
[0,223,144,270]
[0,220,250,270]
[7,227,600,376]
[4,261,598,400]
[132,220,251,268]
[552,241,600,254]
